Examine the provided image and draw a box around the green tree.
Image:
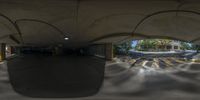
[114,41,132,55]
[191,44,200,52]
[180,42,192,50]
[136,40,156,51]
[136,39,172,51]
[154,39,172,50]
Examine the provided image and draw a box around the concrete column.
[0,43,6,61]
[10,46,14,54]
[105,43,113,61]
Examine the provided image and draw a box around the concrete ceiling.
[0,0,200,48]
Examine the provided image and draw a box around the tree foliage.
[180,42,192,50]
[136,39,172,51]
[114,39,200,55]
[114,41,132,55]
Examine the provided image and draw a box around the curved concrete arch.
[133,33,187,42]
[132,10,200,35]
[91,32,131,43]
[91,32,188,44]
[129,10,200,42]
[84,13,146,33]
[0,13,22,44]
[91,10,200,44]
[15,19,70,38]
[191,37,200,43]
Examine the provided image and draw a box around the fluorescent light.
[64,37,69,40]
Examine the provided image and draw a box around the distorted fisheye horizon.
[0,0,200,100]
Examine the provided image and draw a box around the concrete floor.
[6,55,105,98]
[1,56,200,100]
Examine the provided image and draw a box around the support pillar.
[105,43,113,61]
[0,43,6,61]
[10,46,14,54]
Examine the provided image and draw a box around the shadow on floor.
[7,54,105,98]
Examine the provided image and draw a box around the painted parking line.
[165,58,176,66]
[141,60,156,71]
[158,58,172,67]
[170,57,186,64]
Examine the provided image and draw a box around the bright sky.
[131,40,138,47]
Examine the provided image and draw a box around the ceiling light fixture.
[64,37,69,40]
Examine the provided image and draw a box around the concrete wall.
[87,44,106,58]
[87,43,113,60]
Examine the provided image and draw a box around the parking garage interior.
[0,0,200,100]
